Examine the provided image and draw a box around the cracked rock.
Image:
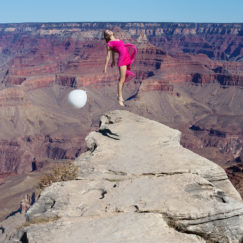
[10,110,243,243]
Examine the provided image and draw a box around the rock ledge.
[10,110,243,242]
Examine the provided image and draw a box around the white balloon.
[68,89,87,108]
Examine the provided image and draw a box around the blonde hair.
[104,30,114,43]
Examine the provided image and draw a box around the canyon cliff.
[2,110,243,242]
[0,22,242,221]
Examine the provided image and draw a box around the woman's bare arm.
[104,46,111,73]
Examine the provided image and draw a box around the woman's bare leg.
[117,65,127,106]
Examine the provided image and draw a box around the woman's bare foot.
[118,97,125,107]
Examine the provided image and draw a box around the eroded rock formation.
[4,110,243,242]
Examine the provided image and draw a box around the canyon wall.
[0,22,242,220]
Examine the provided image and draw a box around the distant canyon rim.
[0,22,242,221]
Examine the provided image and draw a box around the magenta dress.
[107,40,137,82]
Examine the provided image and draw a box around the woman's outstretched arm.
[104,46,111,73]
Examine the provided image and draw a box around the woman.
[103,30,137,106]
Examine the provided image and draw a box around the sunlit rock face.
[7,110,243,243]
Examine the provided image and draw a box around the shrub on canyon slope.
[37,162,78,191]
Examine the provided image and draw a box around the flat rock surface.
[10,110,243,242]
[23,213,204,243]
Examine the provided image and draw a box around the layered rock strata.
[0,22,242,225]
[0,22,242,61]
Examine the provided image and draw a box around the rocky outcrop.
[7,110,243,243]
